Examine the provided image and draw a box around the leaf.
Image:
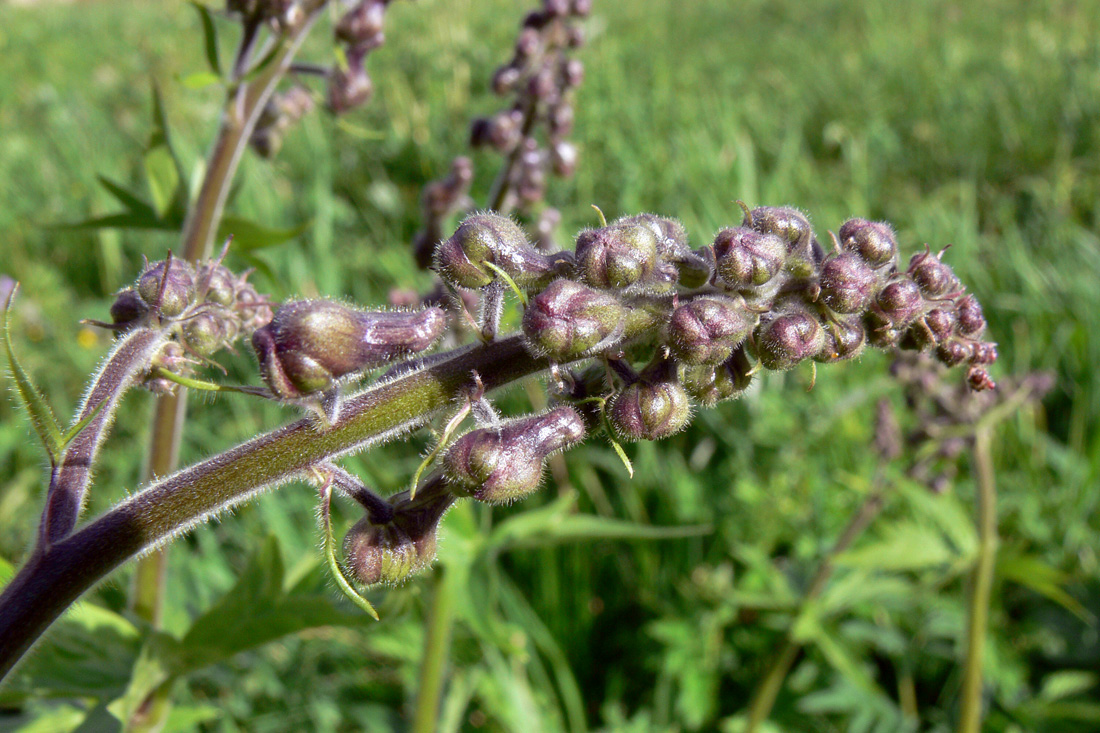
[188,1,222,76]
[95,175,158,216]
[144,146,180,218]
[216,216,311,251]
[60,400,108,451]
[998,550,1094,622]
[3,285,63,462]
[146,83,189,218]
[835,521,956,571]
[53,211,178,232]
[180,71,223,90]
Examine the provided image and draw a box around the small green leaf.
[320,480,379,619]
[998,551,1094,623]
[609,437,634,478]
[216,216,311,251]
[180,71,223,90]
[3,286,63,461]
[59,400,108,452]
[95,175,158,216]
[835,521,956,571]
[53,211,178,232]
[188,1,222,76]
[144,146,180,218]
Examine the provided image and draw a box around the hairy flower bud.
[435,213,558,290]
[743,206,821,277]
[814,316,866,363]
[574,222,662,291]
[335,0,385,46]
[182,312,229,357]
[713,227,787,291]
[522,279,627,359]
[667,296,753,365]
[908,249,959,297]
[681,346,754,406]
[606,362,692,441]
[955,294,986,338]
[819,252,877,314]
[342,489,451,587]
[936,338,973,367]
[755,309,826,370]
[109,288,149,329]
[619,213,710,288]
[252,301,446,399]
[327,63,372,114]
[873,277,925,329]
[445,407,585,503]
[137,259,196,318]
[838,218,898,270]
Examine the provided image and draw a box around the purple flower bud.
[606,363,692,441]
[667,296,753,365]
[137,259,196,318]
[528,67,558,101]
[681,347,754,406]
[515,28,542,61]
[936,338,973,367]
[819,252,877,314]
[342,490,451,587]
[470,117,493,148]
[523,279,628,360]
[814,316,866,363]
[971,341,998,366]
[574,222,661,291]
[908,249,959,297]
[967,366,996,392]
[487,109,523,152]
[571,0,592,17]
[435,213,557,290]
[561,58,584,89]
[196,263,237,307]
[743,206,820,277]
[550,141,578,178]
[566,24,585,47]
[874,277,924,329]
[955,294,986,338]
[838,218,898,270]
[543,0,571,16]
[713,227,787,290]
[755,310,826,370]
[252,301,446,399]
[924,307,957,343]
[110,288,149,329]
[492,65,521,96]
[444,406,585,503]
[335,0,385,46]
[327,63,373,114]
[548,103,575,139]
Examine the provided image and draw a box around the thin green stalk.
[958,426,997,733]
[411,566,458,733]
[744,484,887,733]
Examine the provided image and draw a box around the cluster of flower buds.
[249,85,315,159]
[470,0,589,212]
[411,157,475,269]
[251,299,446,400]
[101,254,273,393]
[327,0,393,114]
[226,0,305,32]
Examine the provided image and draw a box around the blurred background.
[1,0,1098,731]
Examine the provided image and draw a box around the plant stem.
[958,426,996,733]
[411,566,458,733]
[744,483,887,733]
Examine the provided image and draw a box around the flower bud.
[110,288,149,329]
[606,363,692,441]
[936,338,973,367]
[873,277,924,329]
[492,65,521,95]
[955,294,986,338]
[335,0,385,46]
[681,347,754,406]
[908,249,958,297]
[814,316,866,363]
[574,222,661,291]
[342,489,451,587]
[561,58,584,89]
[435,213,556,291]
[819,252,877,314]
[550,141,578,178]
[713,227,787,290]
[838,218,898,270]
[196,263,237,307]
[619,213,710,288]
[183,312,229,357]
[743,206,821,277]
[137,259,196,318]
[327,63,372,114]
[755,309,825,370]
[548,103,575,140]
[522,279,628,360]
[444,406,585,503]
[667,296,753,365]
[252,301,446,399]
[971,341,998,366]
[924,307,958,343]
[967,366,996,392]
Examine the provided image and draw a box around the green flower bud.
[522,279,628,360]
[606,361,692,441]
[838,218,898,270]
[435,213,558,290]
[342,490,451,587]
[444,406,585,503]
[137,258,196,318]
[574,222,664,291]
[196,262,237,307]
[618,213,711,288]
[713,227,787,290]
[681,346,754,406]
[819,252,877,314]
[755,309,826,370]
[182,312,228,357]
[252,301,447,399]
[667,296,753,365]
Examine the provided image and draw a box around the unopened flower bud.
[924,307,957,343]
[908,249,958,297]
[335,0,385,46]
[955,294,986,338]
[819,252,877,314]
[548,103,575,140]
[967,366,996,392]
[342,489,451,587]
[492,65,521,96]
[571,0,592,16]
[575,223,662,291]
[487,109,523,152]
[561,58,584,89]
[327,63,373,114]
[936,338,973,367]
[606,362,692,441]
[183,312,228,357]
[523,279,627,359]
[444,406,585,503]
[137,259,196,318]
[543,0,570,16]
[667,296,753,365]
[681,347,754,406]
[873,277,924,329]
[196,263,237,306]
[815,316,866,363]
[550,141,578,177]
[435,213,556,290]
[743,206,821,276]
[971,341,998,366]
[713,227,787,290]
[252,301,446,399]
[110,288,149,328]
[755,309,825,370]
[838,218,898,270]
[515,27,541,60]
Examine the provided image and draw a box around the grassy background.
[1,0,1099,731]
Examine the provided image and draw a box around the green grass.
[1,0,1099,731]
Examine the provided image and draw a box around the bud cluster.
[249,85,315,159]
[470,0,589,212]
[226,0,304,32]
[328,0,394,114]
[103,254,273,394]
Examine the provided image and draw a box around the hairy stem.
[958,426,997,733]
[744,481,887,732]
